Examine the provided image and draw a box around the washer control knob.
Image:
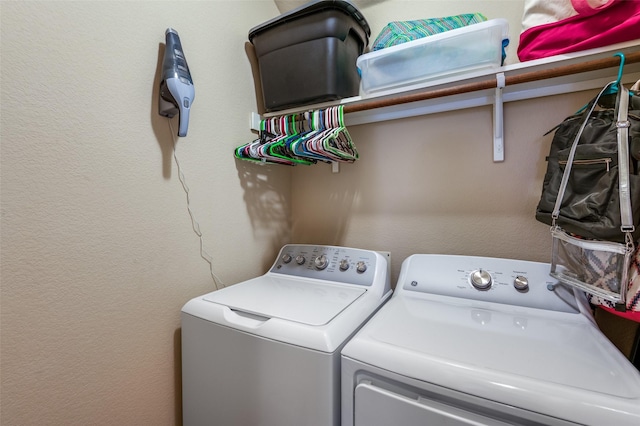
[314,254,329,270]
[339,259,350,271]
[295,255,306,265]
[514,275,529,292]
[282,254,292,264]
[470,269,492,290]
[356,261,367,274]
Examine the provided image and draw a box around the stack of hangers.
[235,106,359,166]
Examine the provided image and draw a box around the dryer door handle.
[354,382,514,426]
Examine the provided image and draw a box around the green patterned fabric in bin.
[372,13,487,51]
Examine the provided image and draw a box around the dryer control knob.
[295,255,306,265]
[339,259,350,271]
[282,254,292,264]
[314,254,328,270]
[470,269,492,290]
[514,275,529,292]
[356,261,367,274]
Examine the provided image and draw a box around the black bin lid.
[248,0,371,43]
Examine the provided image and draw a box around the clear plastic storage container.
[357,19,509,96]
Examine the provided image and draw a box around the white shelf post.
[493,72,505,162]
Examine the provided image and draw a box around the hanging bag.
[536,79,640,311]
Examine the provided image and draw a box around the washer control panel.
[269,244,380,287]
[400,254,577,312]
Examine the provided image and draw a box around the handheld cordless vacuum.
[159,28,194,137]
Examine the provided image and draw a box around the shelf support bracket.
[493,72,505,162]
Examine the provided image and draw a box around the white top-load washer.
[181,244,391,426]
[342,254,640,426]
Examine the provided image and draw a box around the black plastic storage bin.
[249,0,370,112]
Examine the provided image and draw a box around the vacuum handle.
[160,28,194,137]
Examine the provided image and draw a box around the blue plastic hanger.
[615,52,625,85]
[572,52,630,114]
[603,52,625,95]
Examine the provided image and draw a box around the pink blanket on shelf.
[518,0,640,62]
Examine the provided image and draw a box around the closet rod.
[344,51,640,114]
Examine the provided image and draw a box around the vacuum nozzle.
[159,28,194,137]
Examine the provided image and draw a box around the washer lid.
[344,295,640,399]
[204,276,366,326]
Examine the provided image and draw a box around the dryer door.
[355,382,514,426]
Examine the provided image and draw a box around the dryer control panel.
[398,254,579,313]
[269,244,383,287]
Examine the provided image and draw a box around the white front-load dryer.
[341,254,640,426]
[181,244,391,426]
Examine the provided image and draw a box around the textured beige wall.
[0,1,287,425]
[291,92,597,284]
